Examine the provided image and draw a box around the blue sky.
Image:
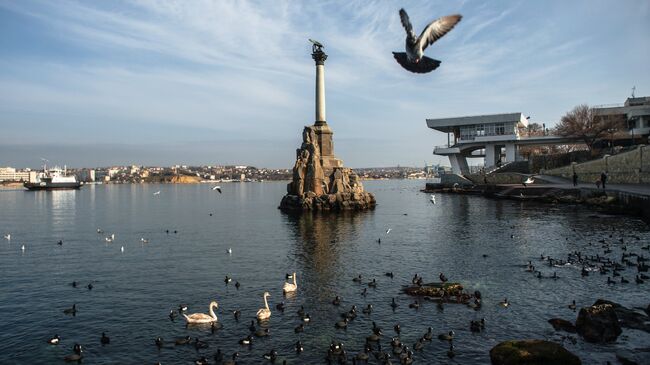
[1,0,648,168]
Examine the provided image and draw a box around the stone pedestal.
[280,125,376,212]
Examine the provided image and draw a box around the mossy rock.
[403,282,463,297]
[490,339,581,365]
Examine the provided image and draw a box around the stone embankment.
[542,145,650,184]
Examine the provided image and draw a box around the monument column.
[313,48,327,124]
[310,41,341,172]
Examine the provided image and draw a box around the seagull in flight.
[212,186,222,193]
[430,194,436,204]
[393,9,462,73]
[4,234,10,241]
[386,228,392,235]
[153,191,161,196]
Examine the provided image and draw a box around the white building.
[427,113,581,175]
[0,167,30,182]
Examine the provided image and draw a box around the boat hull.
[24,182,83,190]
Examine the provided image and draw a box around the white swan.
[183,301,219,324]
[256,292,271,320]
[283,272,297,293]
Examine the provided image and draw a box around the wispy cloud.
[0,0,648,168]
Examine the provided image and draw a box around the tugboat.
[24,165,83,190]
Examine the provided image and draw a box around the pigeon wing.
[417,14,462,52]
[399,8,417,45]
[393,53,441,74]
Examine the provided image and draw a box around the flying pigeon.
[393,8,462,73]
[212,186,222,193]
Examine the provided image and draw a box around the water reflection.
[283,211,371,302]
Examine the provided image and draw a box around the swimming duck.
[275,302,285,312]
[223,352,239,365]
[175,336,192,345]
[263,349,278,362]
[100,332,110,345]
[607,276,616,284]
[438,330,454,341]
[63,304,77,315]
[233,310,241,321]
[294,323,304,333]
[447,344,455,358]
[169,310,177,321]
[297,306,305,317]
[439,272,448,282]
[366,332,381,342]
[239,335,253,345]
[391,298,399,310]
[385,272,394,278]
[362,304,373,314]
[621,276,629,284]
[194,356,209,365]
[368,279,377,288]
[372,321,382,335]
[235,281,240,290]
[87,283,93,290]
[224,275,232,284]
[155,337,163,348]
[499,298,509,307]
[301,314,311,323]
[408,301,419,309]
[423,327,433,341]
[335,318,349,329]
[636,275,645,284]
[355,344,371,361]
[332,296,342,306]
[63,344,83,362]
[413,339,424,351]
[361,288,368,297]
[295,340,303,353]
[568,300,576,310]
[48,335,60,345]
[194,338,209,350]
[353,274,363,283]
[248,320,256,332]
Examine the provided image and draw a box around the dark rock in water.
[403,282,464,297]
[489,339,581,365]
[575,303,622,343]
[593,299,650,333]
[548,318,576,333]
[616,350,643,365]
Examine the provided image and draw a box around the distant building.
[0,167,30,182]
[427,113,582,175]
[593,96,650,141]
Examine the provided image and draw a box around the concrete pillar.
[505,143,516,162]
[485,144,496,167]
[449,154,469,175]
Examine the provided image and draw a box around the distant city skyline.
[1,0,649,169]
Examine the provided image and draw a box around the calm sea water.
[0,180,648,364]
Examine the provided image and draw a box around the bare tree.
[554,104,626,151]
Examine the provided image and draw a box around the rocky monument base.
[279,125,376,212]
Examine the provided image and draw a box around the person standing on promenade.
[572,172,578,187]
[600,171,607,189]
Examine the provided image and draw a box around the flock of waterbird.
[6,182,648,364]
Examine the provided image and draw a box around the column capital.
[312,50,327,65]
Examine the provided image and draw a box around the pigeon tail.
[392,52,440,74]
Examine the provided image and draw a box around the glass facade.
[459,122,514,141]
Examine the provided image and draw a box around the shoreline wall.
[542,145,650,184]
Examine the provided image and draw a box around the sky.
[1,0,649,169]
